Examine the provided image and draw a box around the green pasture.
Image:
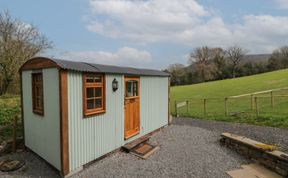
[171,69,288,128]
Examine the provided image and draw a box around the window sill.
[33,110,44,116]
[125,96,139,99]
[84,109,106,118]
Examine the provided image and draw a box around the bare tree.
[268,46,288,70]
[189,46,215,82]
[0,11,52,95]
[226,45,247,78]
[166,63,186,86]
[189,46,211,64]
[211,47,226,80]
[278,46,288,57]
[271,46,288,62]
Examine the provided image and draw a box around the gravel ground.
[174,117,288,152]
[1,118,287,178]
[0,151,60,178]
[72,125,248,178]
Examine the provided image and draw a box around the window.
[83,74,105,116]
[125,79,139,97]
[32,73,44,115]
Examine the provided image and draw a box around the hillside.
[171,69,288,100]
[242,54,271,63]
[171,69,288,128]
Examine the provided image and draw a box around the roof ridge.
[83,62,101,72]
[29,57,169,76]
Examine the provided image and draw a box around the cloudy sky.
[1,0,288,69]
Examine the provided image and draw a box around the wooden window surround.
[32,73,44,115]
[83,73,106,117]
[125,78,139,99]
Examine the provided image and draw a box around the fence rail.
[174,87,288,118]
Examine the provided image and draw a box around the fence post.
[251,94,254,110]
[12,115,18,152]
[186,100,189,114]
[203,99,207,115]
[254,97,259,117]
[174,101,177,117]
[270,91,274,109]
[225,98,228,116]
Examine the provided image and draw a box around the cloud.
[233,15,288,52]
[86,0,288,53]
[61,47,152,67]
[87,0,210,43]
[275,0,288,9]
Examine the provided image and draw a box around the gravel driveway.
[174,117,288,152]
[72,124,248,178]
[1,117,287,178]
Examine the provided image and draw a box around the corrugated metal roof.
[50,58,169,77]
[52,59,100,72]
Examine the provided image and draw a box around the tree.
[211,47,226,80]
[226,45,247,78]
[0,11,52,95]
[165,63,186,86]
[240,62,255,76]
[189,46,215,82]
[267,46,288,70]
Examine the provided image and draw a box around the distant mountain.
[242,54,271,63]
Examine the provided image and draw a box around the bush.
[0,95,21,125]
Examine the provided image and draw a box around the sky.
[1,0,288,69]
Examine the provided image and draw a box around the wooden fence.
[174,87,288,117]
[0,115,22,153]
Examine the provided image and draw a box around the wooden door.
[124,77,140,139]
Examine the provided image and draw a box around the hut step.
[130,143,159,159]
[122,136,150,152]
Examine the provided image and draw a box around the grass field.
[0,95,21,141]
[171,69,288,128]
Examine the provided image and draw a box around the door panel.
[124,77,140,139]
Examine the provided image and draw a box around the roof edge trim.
[20,56,60,71]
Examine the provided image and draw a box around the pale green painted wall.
[139,76,169,135]
[67,72,124,171]
[67,72,169,172]
[22,68,61,170]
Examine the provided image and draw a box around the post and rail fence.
[174,87,288,118]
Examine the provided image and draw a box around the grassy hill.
[171,69,288,128]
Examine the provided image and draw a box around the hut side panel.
[22,68,61,170]
[67,72,124,171]
[123,76,169,144]
[68,72,169,172]
[139,76,169,134]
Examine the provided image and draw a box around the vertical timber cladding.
[20,72,25,148]
[59,70,69,175]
